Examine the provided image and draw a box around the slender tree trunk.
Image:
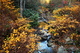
[20,0,23,17]
[23,0,25,10]
[69,0,72,5]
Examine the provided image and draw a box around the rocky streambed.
[34,28,80,53]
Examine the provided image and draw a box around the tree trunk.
[23,0,25,10]
[69,0,72,5]
[20,0,23,17]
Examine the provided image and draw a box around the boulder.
[57,46,68,53]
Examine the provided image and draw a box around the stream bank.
[34,28,80,53]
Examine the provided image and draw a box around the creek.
[34,29,54,53]
[37,40,54,53]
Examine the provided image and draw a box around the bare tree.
[20,0,23,17]
[23,0,26,10]
[69,0,72,5]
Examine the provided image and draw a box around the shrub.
[39,5,80,46]
[53,5,80,22]
[1,18,40,53]
[23,9,40,28]
[0,0,20,36]
[0,0,40,53]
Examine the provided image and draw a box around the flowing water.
[34,29,54,53]
[34,29,78,53]
[37,40,54,53]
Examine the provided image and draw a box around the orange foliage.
[0,18,40,53]
[53,5,80,22]
[0,0,20,36]
[39,5,80,46]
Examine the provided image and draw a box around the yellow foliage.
[0,0,20,36]
[39,5,80,45]
[53,5,80,21]
[71,33,80,42]
[1,18,40,53]
[54,33,59,36]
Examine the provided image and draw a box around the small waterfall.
[38,40,54,53]
[36,29,54,53]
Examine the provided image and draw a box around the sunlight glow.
[40,0,50,4]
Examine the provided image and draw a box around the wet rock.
[51,45,58,53]
[47,38,53,43]
[36,29,51,41]
[47,42,53,47]
[41,35,51,41]
[34,50,39,53]
[57,46,68,53]
[69,47,79,52]
[64,37,74,45]
[47,39,54,47]
[51,44,57,49]
[40,29,51,36]
[40,49,49,53]
[41,36,48,40]
[65,37,71,42]
[65,41,73,45]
